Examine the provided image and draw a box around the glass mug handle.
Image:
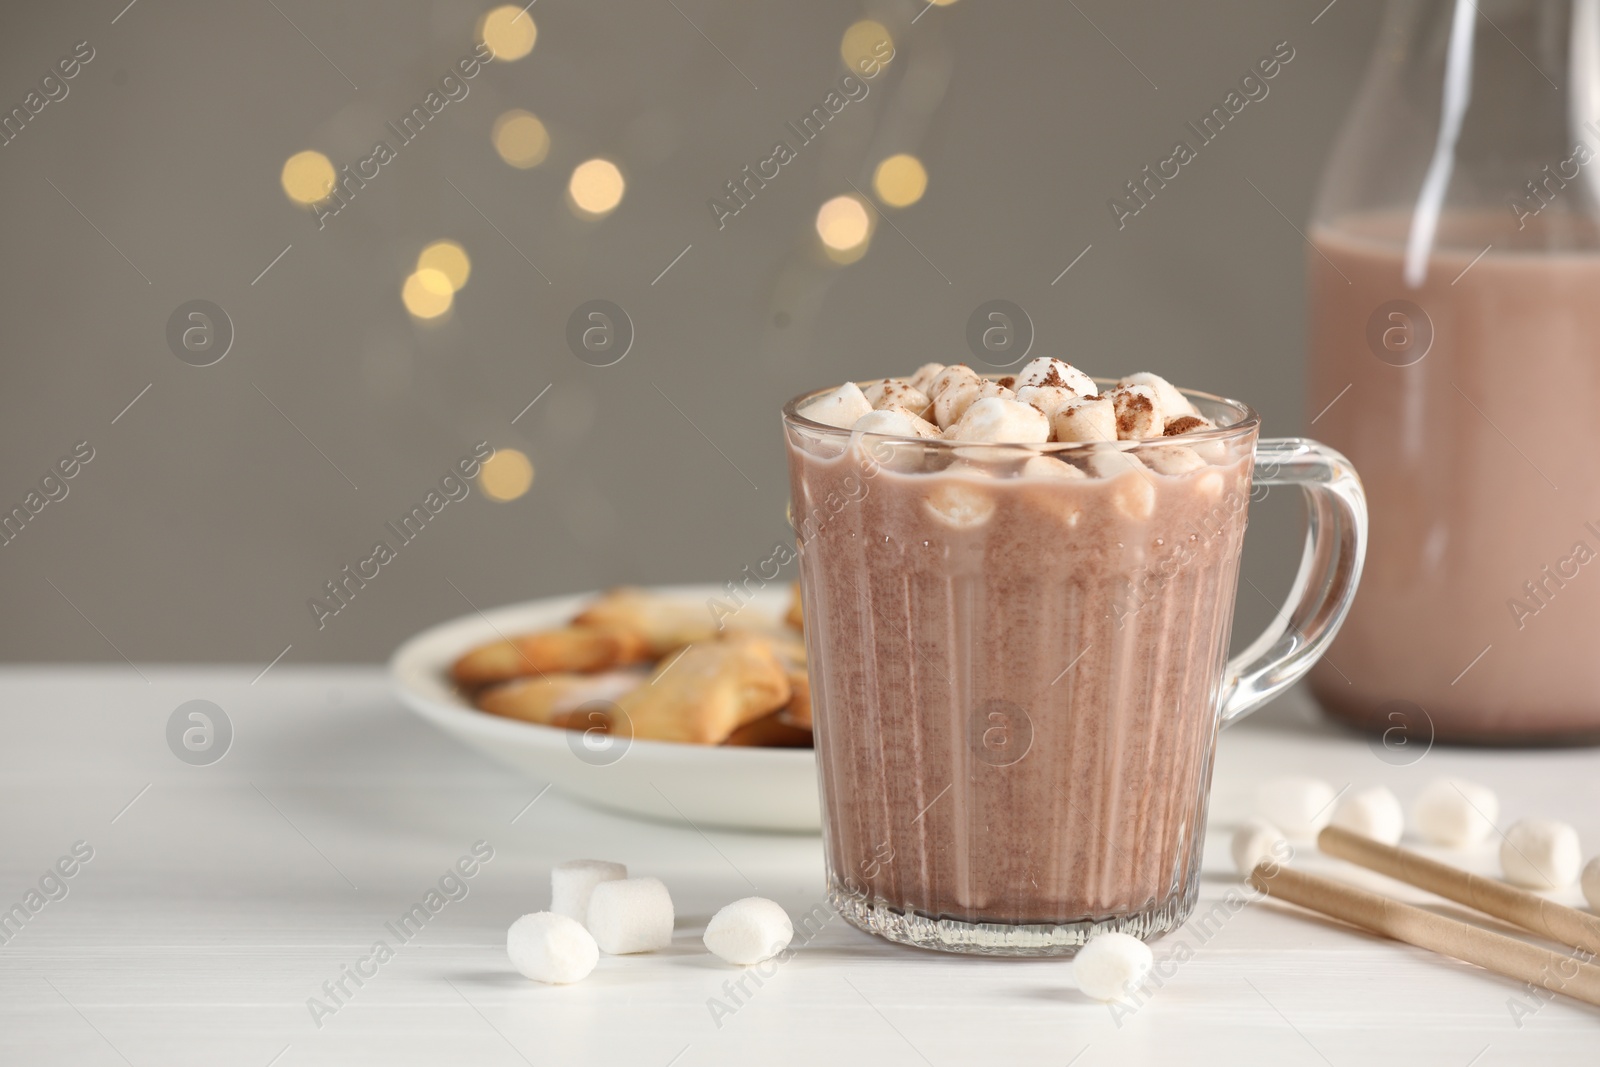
[1218,438,1368,727]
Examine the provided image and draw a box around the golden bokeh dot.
[568,158,626,217]
[873,154,928,208]
[930,0,959,5]
[816,195,872,251]
[480,6,537,61]
[479,448,534,501]
[840,19,892,72]
[492,109,550,168]
[402,268,454,319]
[281,150,335,205]
[417,240,471,292]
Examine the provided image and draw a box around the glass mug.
[783,380,1367,954]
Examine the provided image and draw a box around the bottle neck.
[1314,0,1600,255]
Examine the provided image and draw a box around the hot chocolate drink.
[784,360,1275,952]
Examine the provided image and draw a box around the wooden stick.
[1318,824,1600,959]
[1248,862,1600,1009]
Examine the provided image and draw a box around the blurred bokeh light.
[840,19,891,71]
[568,159,626,217]
[873,154,927,208]
[401,268,454,319]
[480,6,538,61]
[480,448,535,501]
[492,109,551,168]
[417,240,471,292]
[816,195,872,259]
[280,150,336,206]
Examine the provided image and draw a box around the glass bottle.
[1306,0,1600,743]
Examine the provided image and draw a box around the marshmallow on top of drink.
[797,358,1220,476]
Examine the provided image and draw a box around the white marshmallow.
[507,912,600,984]
[1232,818,1290,878]
[798,382,872,429]
[923,477,996,529]
[1085,451,1155,520]
[1016,384,1080,420]
[1583,856,1600,911]
[1163,414,1216,436]
[1118,372,1198,418]
[1193,468,1227,499]
[926,364,981,399]
[1329,786,1404,846]
[907,362,946,394]
[853,406,940,440]
[946,397,1050,444]
[1110,384,1165,440]
[1051,396,1116,443]
[1500,818,1582,890]
[586,876,674,954]
[1016,357,1097,397]
[932,380,981,429]
[1073,932,1153,1002]
[551,859,627,923]
[1412,778,1499,847]
[1144,446,1206,476]
[933,379,1015,430]
[703,897,795,965]
[1020,455,1087,480]
[1256,776,1337,839]
[950,446,1023,470]
[863,378,933,420]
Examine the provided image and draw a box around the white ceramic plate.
[388,584,820,832]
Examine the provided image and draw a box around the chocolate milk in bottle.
[1307,0,1600,742]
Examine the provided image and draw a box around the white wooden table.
[0,667,1594,1065]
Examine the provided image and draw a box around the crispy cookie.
[475,669,647,727]
[574,587,723,657]
[450,625,649,689]
[613,638,791,744]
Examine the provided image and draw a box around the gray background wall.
[0,0,1377,666]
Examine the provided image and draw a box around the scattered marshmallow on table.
[1583,856,1600,911]
[1073,932,1153,1001]
[1232,818,1289,878]
[1329,786,1404,846]
[703,897,795,965]
[1256,776,1337,839]
[1411,777,1499,847]
[1500,818,1582,890]
[550,859,627,923]
[507,912,600,984]
[586,876,675,954]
